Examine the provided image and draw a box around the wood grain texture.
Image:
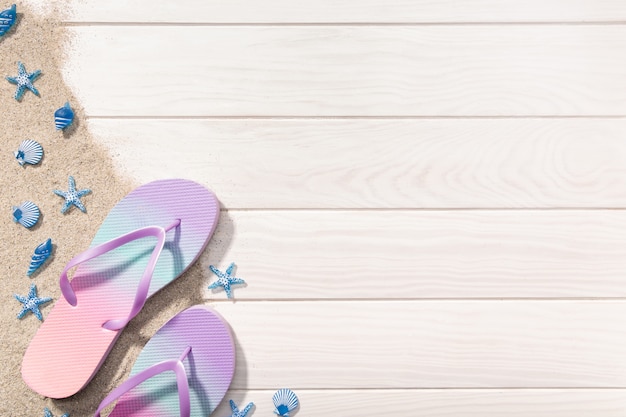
[199,210,626,299]
[214,301,626,388]
[201,211,626,300]
[90,118,626,208]
[65,26,626,116]
[214,389,626,417]
[52,0,626,412]
[65,0,626,23]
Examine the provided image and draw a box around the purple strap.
[60,219,180,331]
[93,346,192,417]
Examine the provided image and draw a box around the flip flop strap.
[93,346,192,417]
[59,219,181,331]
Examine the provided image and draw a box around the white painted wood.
[213,301,626,388]
[49,1,626,413]
[65,26,626,116]
[215,389,626,417]
[90,118,626,208]
[200,210,626,299]
[66,0,626,23]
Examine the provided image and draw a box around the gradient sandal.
[22,179,220,399]
[94,305,235,417]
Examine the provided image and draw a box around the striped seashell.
[0,4,16,37]
[14,139,43,166]
[27,238,52,276]
[12,201,40,229]
[54,102,75,130]
[272,389,299,417]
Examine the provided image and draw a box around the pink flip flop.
[21,179,220,399]
[94,305,235,417]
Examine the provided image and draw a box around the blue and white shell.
[54,102,74,130]
[0,4,16,37]
[27,238,52,276]
[272,389,299,417]
[12,201,40,229]
[14,139,43,166]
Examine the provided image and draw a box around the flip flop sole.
[22,179,219,399]
[108,305,235,417]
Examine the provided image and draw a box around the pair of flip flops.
[21,179,235,416]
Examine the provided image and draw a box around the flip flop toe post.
[22,179,220,398]
[95,305,235,417]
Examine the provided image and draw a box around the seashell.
[27,238,52,276]
[12,201,40,229]
[272,389,299,417]
[0,4,16,37]
[14,139,43,166]
[54,102,75,130]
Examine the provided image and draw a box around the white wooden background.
[61,1,626,415]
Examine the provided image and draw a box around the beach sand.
[0,3,214,415]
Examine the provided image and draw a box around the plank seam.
[207,299,626,302]
[63,21,626,26]
[232,386,626,390]
[224,387,626,391]
[217,208,626,212]
[87,115,626,120]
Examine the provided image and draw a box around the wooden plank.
[32,208,626,299]
[212,301,626,388]
[89,119,626,208]
[50,388,626,416]
[65,26,626,116]
[65,0,626,23]
[199,210,626,299]
[213,389,626,417]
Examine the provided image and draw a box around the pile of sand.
[0,3,219,417]
[0,3,209,415]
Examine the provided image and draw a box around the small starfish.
[53,175,91,214]
[6,62,41,101]
[229,400,254,417]
[44,407,69,417]
[208,262,246,299]
[15,283,52,321]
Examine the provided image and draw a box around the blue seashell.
[272,389,299,417]
[12,201,40,229]
[0,4,16,37]
[14,139,43,166]
[27,238,52,276]
[54,102,74,130]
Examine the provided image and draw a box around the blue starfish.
[44,407,69,417]
[6,62,41,101]
[53,175,91,214]
[208,262,246,299]
[15,283,52,321]
[229,400,254,417]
